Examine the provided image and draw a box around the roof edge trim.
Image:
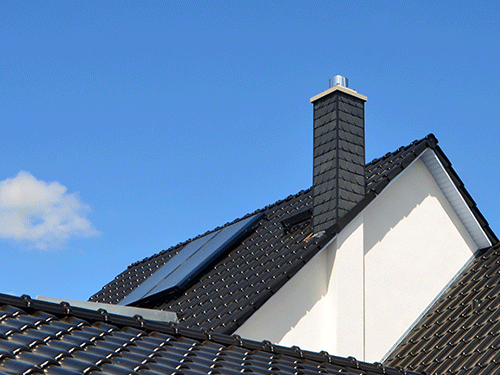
[36,295,178,323]
[420,148,493,249]
[321,136,496,250]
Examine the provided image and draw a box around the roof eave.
[420,148,495,248]
[320,136,497,250]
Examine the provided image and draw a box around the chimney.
[310,76,367,234]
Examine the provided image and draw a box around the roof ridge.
[129,134,439,270]
[127,188,313,269]
[91,134,457,308]
[92,132,496,331]
[365,133,436,170]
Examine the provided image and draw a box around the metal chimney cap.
[330,75,348,88]
[311,76,366,103]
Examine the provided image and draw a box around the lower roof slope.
[90,134,497,334]
[0,293,424,375]
[385,242,500,375]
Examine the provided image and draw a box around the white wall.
[363,159,476,361]
[234,217,364,357]
[235,158,477,362]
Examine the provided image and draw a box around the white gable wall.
[363,158,476,360]
[235,158,478,362]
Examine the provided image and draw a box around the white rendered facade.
[235,155,482,362]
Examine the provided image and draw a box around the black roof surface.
[90,134,497,335]
[385,242,500,375]
[0,293,424,375]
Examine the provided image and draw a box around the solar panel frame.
[118,231,218,306]
[119,213,264,306]
[145,214,261,297]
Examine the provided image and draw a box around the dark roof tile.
[0,293,431,375]
[91,134,497,335]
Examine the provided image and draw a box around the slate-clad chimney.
[310,76,367,233]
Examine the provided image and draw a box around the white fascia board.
[36,296,178,323]
[320,148,491,251]
[420,149,491,249]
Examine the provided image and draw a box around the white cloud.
[0,171,99,249]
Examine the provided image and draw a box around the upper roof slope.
[385,242,500,375]
[0,293,424,375]
[90,134,497,334]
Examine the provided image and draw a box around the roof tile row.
[0,293,425,375]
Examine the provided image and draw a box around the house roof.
[385,242,500,375]
[90,134,497,334]
[0,293,424,375]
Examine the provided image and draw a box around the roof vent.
[281,209,312,235]
[329,75,348,88]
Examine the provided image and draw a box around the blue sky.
[1,1,499,301]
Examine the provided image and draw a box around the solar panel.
[118,232,217,306]
[119,213,263,306]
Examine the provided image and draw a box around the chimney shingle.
[311,78,367,234]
